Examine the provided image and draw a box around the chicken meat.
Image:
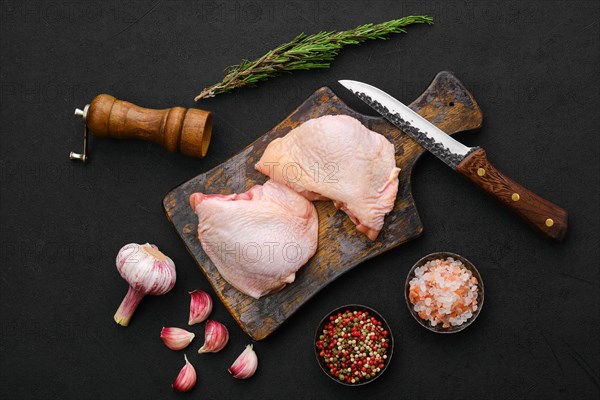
[189,180,318,299]
[256,115,400,240]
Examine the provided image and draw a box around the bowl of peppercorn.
[314,304,394,386]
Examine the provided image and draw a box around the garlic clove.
[172,354,196,392]
[228,344,258,379]
[188,290,213,325]
[160,327,195,351]
[198,320,229,353]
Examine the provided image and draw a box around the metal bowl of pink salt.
[404,252,484,333]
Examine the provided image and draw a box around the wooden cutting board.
[163,71,483,340]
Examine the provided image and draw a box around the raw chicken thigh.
[256,115,400,240]
[189,180,318,299]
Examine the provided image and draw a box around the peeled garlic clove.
[172,354,196,392]
[228,344,258,379]
[198,320,229,353]
[160,327,195,351]
[188,290,213,325]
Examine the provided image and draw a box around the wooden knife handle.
[85,94,212,158]
[456,148,568,241]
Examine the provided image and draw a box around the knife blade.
[339,79,568,241]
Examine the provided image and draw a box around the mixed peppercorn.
[316,309,390,384]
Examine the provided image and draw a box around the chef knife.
[339,79,568,241]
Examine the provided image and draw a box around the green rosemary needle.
[194,16,433,101]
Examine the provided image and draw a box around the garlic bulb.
[229,345,258,379]
[172,355,196,392]
[161,327,195,351]
[113,243,176,326]
[188,290,213,325]
[198,320,229,353]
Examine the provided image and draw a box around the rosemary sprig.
[194,16,433,101]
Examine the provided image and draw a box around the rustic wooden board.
[163,71,483,340]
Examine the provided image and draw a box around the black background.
[1,1,599,399]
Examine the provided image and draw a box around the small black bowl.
[404,252,484,334]
[314,304,394,386]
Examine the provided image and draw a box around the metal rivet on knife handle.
[477,168,486,176]
[511,193,520,202]
[545,218,554,227]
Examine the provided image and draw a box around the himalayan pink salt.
[408,257,479,328]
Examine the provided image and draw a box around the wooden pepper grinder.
[70,94,212,162]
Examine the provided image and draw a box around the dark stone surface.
[0,1,598,399]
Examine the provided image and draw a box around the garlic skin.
[172,354,196,392]
[161,327,195,351]
[113,243,176,326]
[198,320,229,353]
[188,290,213,325]
[228,345,258,379]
